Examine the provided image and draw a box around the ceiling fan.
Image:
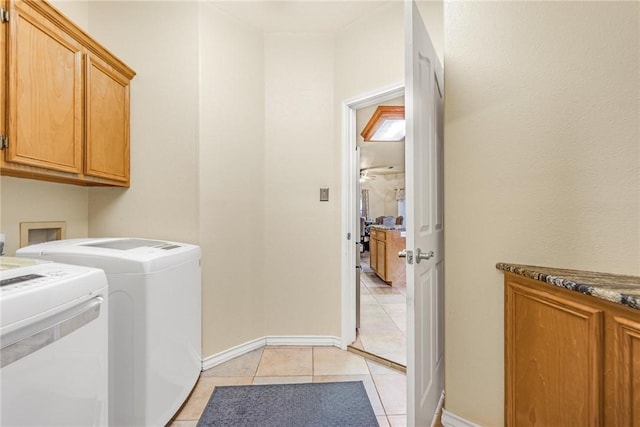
[360,170,376,182]
[360,165,398,182]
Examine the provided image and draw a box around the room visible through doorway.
[350,95,407,368]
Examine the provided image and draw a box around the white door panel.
[405,1,444,425]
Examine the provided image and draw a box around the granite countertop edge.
[496,262,640,311]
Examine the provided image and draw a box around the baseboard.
[201,337,266,371]
[265,335,342,347]
[201,335,342,371]
[441,409,481,427]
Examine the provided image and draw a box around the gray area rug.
[196,381,379,427]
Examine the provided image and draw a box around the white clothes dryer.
[18,238,201,427]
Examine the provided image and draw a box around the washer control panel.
[0,268,73,295]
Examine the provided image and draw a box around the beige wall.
[334,2,404,103]
[0,0,90,256]
[263,33,341,335]
[86,1,200,245]
[444,2,640,425]
[0,0,443,368]
[0,177,88,255]
[198,3,266,355]
[51,0,88,28]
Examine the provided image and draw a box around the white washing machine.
[17,238,202,427]
[0,257,109,426]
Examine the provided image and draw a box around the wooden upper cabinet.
[0,1,6,151]
[1,0,135,186]
[7,0,83,174]
[85,54,130,182]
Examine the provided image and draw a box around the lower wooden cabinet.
[504,273,640,426]
[369,228,405,286]
[607,314,640,426]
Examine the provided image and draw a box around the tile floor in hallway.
[169,346,407,427]
[353,252,407,366]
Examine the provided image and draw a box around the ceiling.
[209,1,393,33]
[357,96,406,177]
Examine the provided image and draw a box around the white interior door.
[355,147,361,331]
[405,1,445,425]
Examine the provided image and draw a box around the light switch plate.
[320,188,329,202]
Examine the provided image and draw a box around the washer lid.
[0,259,108,328]
[16,238,201,274]
[83,239,182,251]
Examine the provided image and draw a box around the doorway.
[353,96,407,367]
[340,84,405,365]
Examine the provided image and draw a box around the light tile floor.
[353,252,407,366]
[169,346,407,427]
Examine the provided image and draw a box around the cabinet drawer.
[371,229,386,241]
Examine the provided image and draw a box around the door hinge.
[0,135,8,150]
[0,8,9,23]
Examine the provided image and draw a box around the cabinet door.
[377,240,386,280]
[1,0,6,148]
[370,236,377,273]
[609,315,640,426]
[6,0,83,173]
[85,54,130,184]
[505,279,604,427]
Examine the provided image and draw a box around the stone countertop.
[496,263,640,311]
[368,225,406,231]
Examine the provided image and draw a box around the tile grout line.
[366,351,394,422]
[251,347,264,382]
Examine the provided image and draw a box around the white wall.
[87,1,200,245]
[361,173,405,220]
[0,0,90,256]
[198,3,266,355]
[263,33,340,335]
[444,2,640,425]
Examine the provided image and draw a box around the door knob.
[415,248,434,264]
[398,249,413,264]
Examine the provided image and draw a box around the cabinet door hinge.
[0,135,8,150]
[0,8,9,23]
